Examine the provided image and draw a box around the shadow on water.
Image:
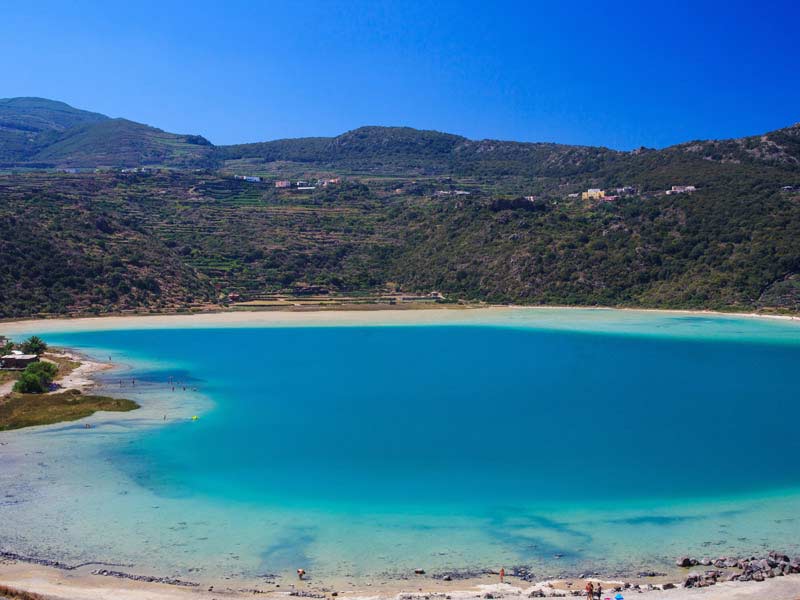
[484,510,590,560]
[603,507,747,527]
[259,527,316,572]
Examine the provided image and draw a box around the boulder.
[683,572,701,588]
[676,556,693,568]
[769,551,790,563]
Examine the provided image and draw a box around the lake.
[2,309,799,583]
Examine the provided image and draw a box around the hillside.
[0,163,798,318]
[31,118,215,168]
[0,97,108,163]
[1,98,799,318]
[219,125,623,177]
[2,97,799,175]
[0,98,213,168]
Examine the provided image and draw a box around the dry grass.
[0,389,139,431]
[0,584,45,600]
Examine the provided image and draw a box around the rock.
[699,558,712,566]
[770,551,790,563]
[661,583,675,590]
[414,569,426,575]
[676,556,693,568]
[443,575,452,581]
[683,572,701,588]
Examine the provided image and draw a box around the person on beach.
[499,567,505,583]
[595,582,602,599]
[584,581,593,598]
[297,568,305,580]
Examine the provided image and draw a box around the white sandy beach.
[1,562,800,600]
[1,305,798,337]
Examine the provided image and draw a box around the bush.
[14,371,48,393]
[12,361,58,394]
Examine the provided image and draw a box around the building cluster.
[274,177,341,190]
[581,188,605,201]
[579,186,639,202]
[120,167,159,174]
[665,185,697,195]
[433,190,471,197]
[0,349,39,370]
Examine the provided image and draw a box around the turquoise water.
[3,310,800,582]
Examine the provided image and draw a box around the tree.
[21,336,47,355]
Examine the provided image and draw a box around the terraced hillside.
[1,163,799,317]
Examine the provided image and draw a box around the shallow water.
[2,309,800,582]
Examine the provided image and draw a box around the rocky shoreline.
[3,547,800,597]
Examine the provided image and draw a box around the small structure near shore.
[1,351,39,370]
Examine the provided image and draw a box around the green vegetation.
[13,361,58,393]
[0,97,799,315]
[21,335,47,355]
[0,388,139,431]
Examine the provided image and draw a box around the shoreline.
[1,557,800,600]
[2,305,799,338]
[2,299,800,328]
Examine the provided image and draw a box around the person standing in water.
[499,567,505,583]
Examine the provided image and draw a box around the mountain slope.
[2,98,798,176]
[31,118,215,168]
[668,123,800,169]
[0,97,108,163]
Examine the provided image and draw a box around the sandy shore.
[47,349,113,394]
[1,562,799,600]
[1,305,798,337]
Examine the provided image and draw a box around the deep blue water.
[6,314,797,578]
[46,324,800,510]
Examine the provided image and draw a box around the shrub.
[12,361,58,394]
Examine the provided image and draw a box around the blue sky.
[1,0,798,149]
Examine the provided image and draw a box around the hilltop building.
[615,186,637,195]
[581,188,605,201]
[275,180,291,188]
[666,185,697,195]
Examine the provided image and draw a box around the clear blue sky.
[1,0,798,149]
